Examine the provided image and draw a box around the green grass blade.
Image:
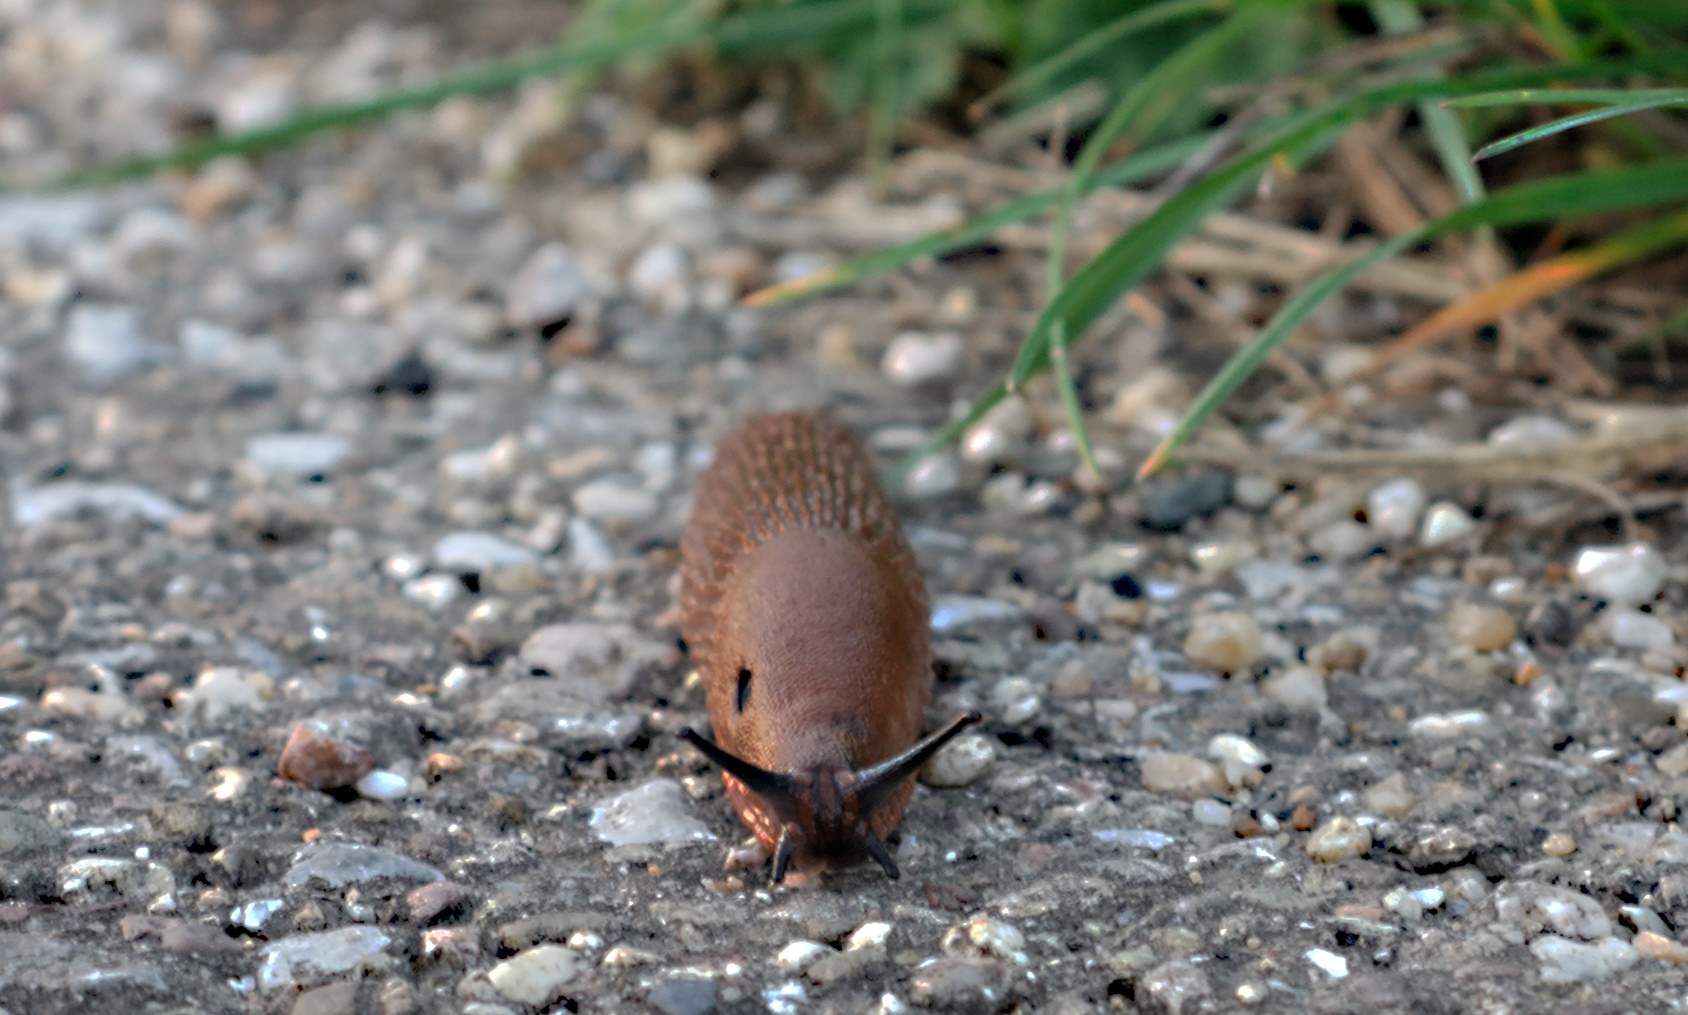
[1445,86,1688,107]
[1141,158,1688,474]
[1472,95,1688,160]
[969,0,1229,118]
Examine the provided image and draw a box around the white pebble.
[355,769,409,801]
[1530,936,1638,984]
[921,734,995,788]
[941,915,1027,965]
[1574,543,1666,605]
[1604,609,1675,651]
[846,922,893,953]
[572,479,658,522]
[1304,948,1348,979]
[1408,710,1492,739]
[1207,734,1268,788]
[1418,502,1476,547]
[1306,816,1372,863]
[881,332,963,386]
[902,453,961,499]
[1192,799,1232,827]
[774,940,830,973]
[1366,478,1426,539]
[1262,666,1326,713]
[1182,612,1263,674]
[403,575,464,610]
[1309,520,1375,561]
[1139,752,1226,797]
[988,676,1041,724]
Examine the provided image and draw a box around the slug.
[677,410,980,883]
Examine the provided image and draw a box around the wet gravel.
[3,2,1688,1013]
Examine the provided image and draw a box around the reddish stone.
[277,722,375,791]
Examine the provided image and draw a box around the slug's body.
[678,411,978,882]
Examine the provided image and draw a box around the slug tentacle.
[679,710,982,883]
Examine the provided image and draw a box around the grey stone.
[588,780,714,846]
[284,841,444,891]
[258,926,392,992]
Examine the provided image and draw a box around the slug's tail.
[678,711,983,884]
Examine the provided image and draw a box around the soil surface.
[2,3,1686,1014]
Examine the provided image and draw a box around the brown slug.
[677,410,980,884]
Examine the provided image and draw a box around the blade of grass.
[1137,160,1688,477]
[1473,94,1688,160]
[968,0,1230,119]
[1446,86,1688,107]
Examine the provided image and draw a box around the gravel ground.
[3,3,1688,1013]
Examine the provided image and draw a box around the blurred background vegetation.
[44,0,1688,479]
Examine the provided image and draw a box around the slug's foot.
[724,838,769,873]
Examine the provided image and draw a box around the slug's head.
[679,711,981,883]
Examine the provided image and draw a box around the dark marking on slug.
[678,411,978,884]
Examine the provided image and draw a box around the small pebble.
[486,945,583,1007]
[572,479,659,523]
[1304,948,1348,980]
[1418,502,1476,548]
[1633,931,1688,964]
[774,940,831,974]
[881,332,963,386]
[902,454,961,499]
[356,769,409,801]
[1529,936,1637,983]
[277,723,374,791]
[988,677,1041,724]
[1139,752,1227,797]
[1305,816,1371,862]
[1192,799,1232,827]
[1541,832,1576,857]
[1362,773,1414,817]
[921,734,995,788]
[433,531,538,574]
[1261,666,1326,713]
[246,432,351,479]
[1655,742,1688,777]
[941,915,1027,965]
[588,780,713,846]
[1448,603,1516,652]
[1604,610,1674,651]
[846,922,893,954]
[1207,734,1268,788]
[1573,543,1666,605]
[1366,478,1425,539]
[1182,612,1263,674]
[1309,520,1375,561]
